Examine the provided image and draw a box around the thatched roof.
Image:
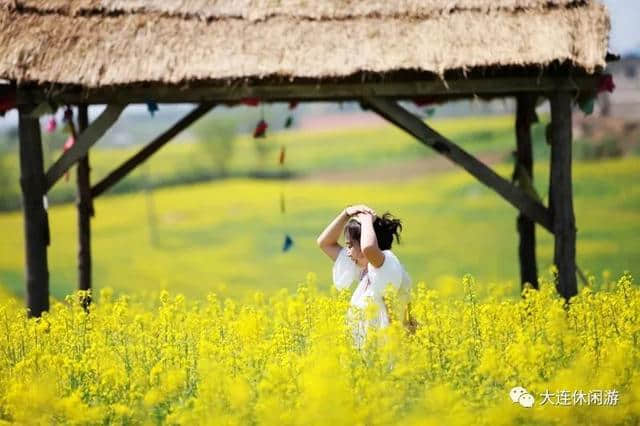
[0,0,610,88]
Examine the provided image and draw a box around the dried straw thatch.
[0,0,610,87]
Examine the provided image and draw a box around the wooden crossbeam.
[91,103,215,198]
[45,104,125,191]
[16,76,599,105]
[363,97,552,233]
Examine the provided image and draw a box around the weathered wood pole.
[515,94,539,290]
[18,105,50,317]
[549,91,578,301]
[76,105,93,308]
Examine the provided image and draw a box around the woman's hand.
[345,204,376,218]
[355,211,374,222]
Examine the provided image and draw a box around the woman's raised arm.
[358,212,385,268]
[316,205,375,261]
[316,208,349,261]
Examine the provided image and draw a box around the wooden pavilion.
[0,0,611,316]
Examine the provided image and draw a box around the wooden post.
[76,105,93,309]
[18,105,49,317]
[549,91,578,301]
[515,95,539,290]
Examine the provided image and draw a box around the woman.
[316,204,415,348]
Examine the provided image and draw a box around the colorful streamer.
[45,117,57,133]
[242,98,260,107]
[63,107,73,123]
[597,74,615,93]
[579,98,595,115]
[284,115,294,128]
[253,119,268,138]
[146,101,159,117]
[0,92,16,115]
[282,234,294,252]
[61,107,77,182]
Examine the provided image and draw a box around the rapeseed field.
[0,272,638,425]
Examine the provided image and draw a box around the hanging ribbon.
[282,234,293,252]
[63,107,73,123]
[278,146,286,165]
[63,135,76,150]
[254,104,268,138]
[61,107,77,182]
[0,92,16,116]
[578,98,595,115]
[597,74,615,93]
[284,115,294,128]
[253,120,268,138]
[45,117,57,133]
[242,98,260,107]
[280,110,293,251]
[146,101,159,117]
[577,74,615,116]
[284,100,298,128]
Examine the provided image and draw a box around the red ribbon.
[241,98,260,107]
[253,120,268,138]
[597,74,615,93]
[0,92,16,114]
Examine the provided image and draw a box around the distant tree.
[193,118,237,176]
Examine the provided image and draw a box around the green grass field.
[1,148,638,303]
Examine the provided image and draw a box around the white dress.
[332,247,412,348]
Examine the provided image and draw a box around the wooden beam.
[91,103,215,198]
[515,94,539,290]
[363,96,552,232]
[16,76,599,105]
[549,91,578,301]
[76,105,93,309]
[18,105,50,317]
[45,104,125,191]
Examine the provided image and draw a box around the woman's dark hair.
[344,212,403,250]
